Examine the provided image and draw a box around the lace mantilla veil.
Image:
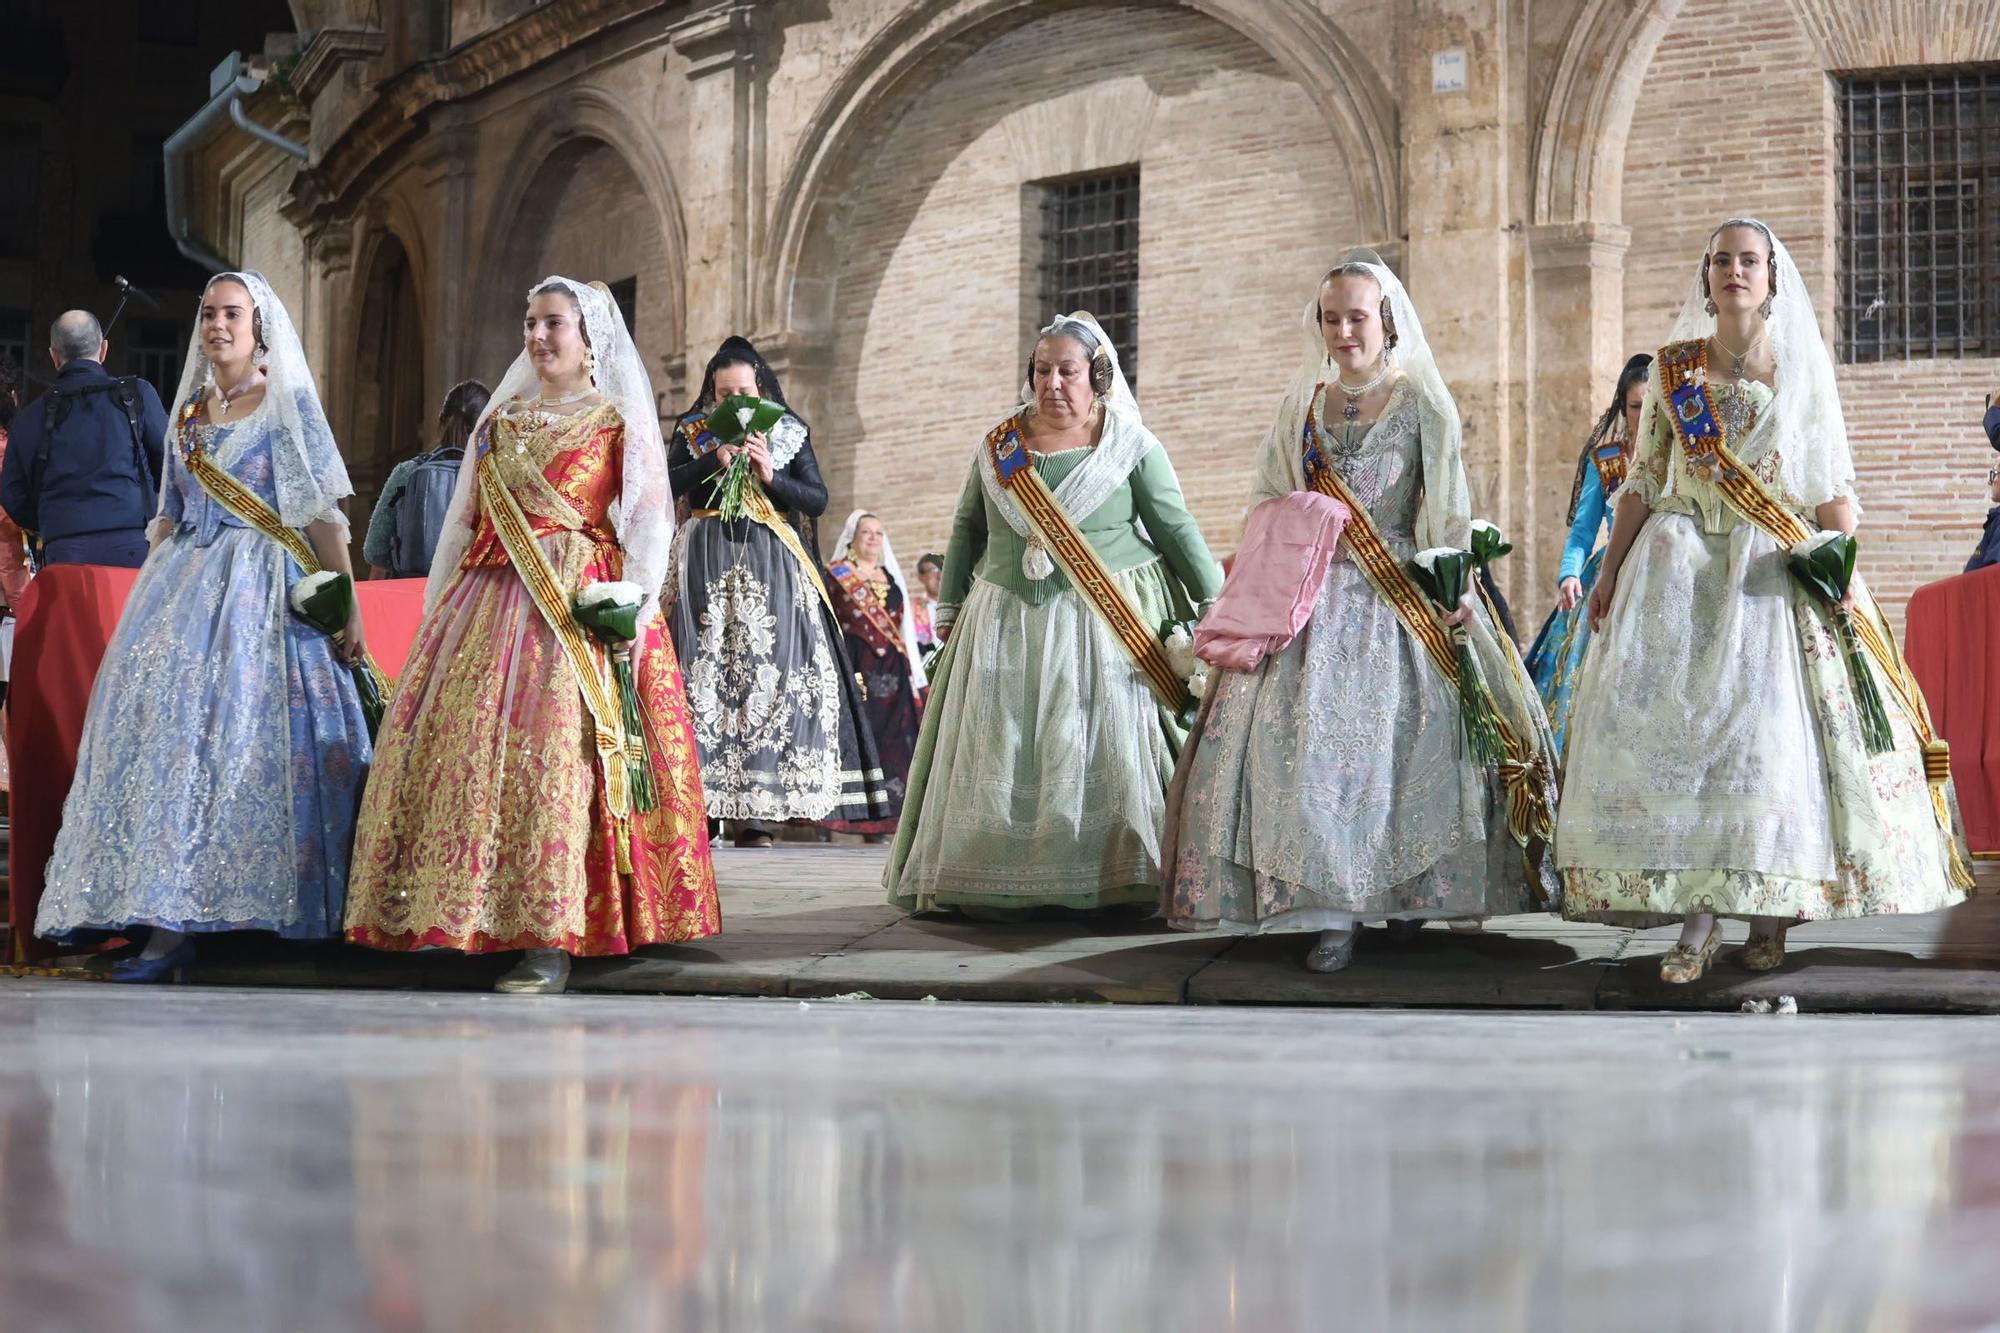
[832,507,928,692]
[424,277,675,625]
[157,270,353,539]
[1656,217,1856,511]
[1252,252,1474,550]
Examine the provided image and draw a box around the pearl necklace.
[1334,358,1394,421]
[533,384,595,408]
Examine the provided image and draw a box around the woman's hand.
[743,431,775,485]
[716,443,740,469]
[340,604,368,664]
[1587,567,1617,631]
[1557,576,1585,612]
[1443,590,1477,628]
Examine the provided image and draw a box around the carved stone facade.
[202,0,2000,622]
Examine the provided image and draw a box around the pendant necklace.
[1331,358,1394,457]
[1711,329,1765,381]
[214,370,265,419]
[1709,330,1765,438]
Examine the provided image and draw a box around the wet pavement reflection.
[0,983,1995,1331]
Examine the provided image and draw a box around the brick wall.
[1622,0,2000,634]
[816,6,1351,565]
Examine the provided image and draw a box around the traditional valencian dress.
[1163,269,1559,934]
[37,273,373,942]
[667,405,896,826]
[1558,223,1970,925]
[347,280,717,954]
[886,314,1223,914]
[823,511,927,835]
[1522,419,1629,756]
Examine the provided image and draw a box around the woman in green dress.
[884,313,1222,916]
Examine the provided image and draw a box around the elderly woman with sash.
[1161,258,1559,971]
[1522,352,1650,756]
[345,278,718,995]
[35,272,375,980]
[885,312,1223,916]
[823,509,926,839]
[1559,219,1969,983]
[666,338,895,847]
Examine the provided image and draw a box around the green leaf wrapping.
[350,661,384,742]
[1407,549,1505,769]
[704,395,787,444]
[573,597,642,643]
[291,573,354,639]
[1786,535,1895,756]
[572,592,657,809]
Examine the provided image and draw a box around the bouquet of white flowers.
[1408,547,1503,767]
[1787,530,1893,753]
[573,580,657,810]
[289,570,383,738]
[704,395,787,523]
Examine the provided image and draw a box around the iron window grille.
[609,276,638,340]
[126,319,185,406]
[1037,167,1140,394]
[1837,64,2000,362]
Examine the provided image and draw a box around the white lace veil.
[1662,217,1856,510]
[832,508,928,692]
[161,270,352,533]
[424,277,674,625]
[1251,254,1472,549]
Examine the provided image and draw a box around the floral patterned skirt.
[1555,511,1965,925]
[345,546,718,955]
[1523,545,1604,761]
[667,516,895,824]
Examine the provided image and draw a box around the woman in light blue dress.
[1522,353,1649,757]
[35,272,372,980]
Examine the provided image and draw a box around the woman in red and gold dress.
[345,277,717,993]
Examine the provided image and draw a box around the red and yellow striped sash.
[987,416,1189,714]
[1299,409,1552,846]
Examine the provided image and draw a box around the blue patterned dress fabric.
[35,397,372,941]
[1523,450,1615,758]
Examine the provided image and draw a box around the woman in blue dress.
[35,271,373,981]
[1522,353,1650,757]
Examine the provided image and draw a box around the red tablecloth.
[1905,564,2000,855]
[5,566,426,957]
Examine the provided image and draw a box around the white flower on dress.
[1469,519,1498,537]
[576,579,646,608]
[1411,547,1461,572]
[289,570,341,615]
[1789,529,1847,560]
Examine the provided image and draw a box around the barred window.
[1037,167,1139,394]
[0,307,28,381]
[609,276,638,340]
[1837,65,2000,362]
[126,319,186,406]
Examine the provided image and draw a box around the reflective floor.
[0,984,1996,1332]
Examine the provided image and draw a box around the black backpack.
[23,376,159,543]
[389,446,463,578]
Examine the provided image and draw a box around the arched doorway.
[350,232,426,571]
[477,137,673,399]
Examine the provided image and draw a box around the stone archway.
[762,0,1390,559]
[349,229,426,570]
[474,92,687,406]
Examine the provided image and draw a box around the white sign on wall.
[1432,49,1468,94]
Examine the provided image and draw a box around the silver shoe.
[495,948,572,995]
[1304,930,1358,973]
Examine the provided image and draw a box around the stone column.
[1400,0,1519,589]
[668,2,772,366]
[421,118,479,393]
[1525,220,1630,596]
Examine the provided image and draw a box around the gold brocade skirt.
[345,540,718,955]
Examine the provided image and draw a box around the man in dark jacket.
[0,310,166,568]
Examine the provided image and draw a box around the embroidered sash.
[678,416,835,614]
[1590,440,1628,496]
[986,414,1190,713]
[1655,340,1968,883]
[828,560,906,660]
[1300,389,1554,846]
[475,448,637,830]
[174,401,391,699]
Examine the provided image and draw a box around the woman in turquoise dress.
[884,312,1222,916]
[1523,353,1649,756]
[34,272,372,980]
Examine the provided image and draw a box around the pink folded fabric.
[1195,491,1351,673]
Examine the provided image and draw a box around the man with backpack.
[0,310,166,569]
[363,379,488,580]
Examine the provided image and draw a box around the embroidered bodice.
[463,401,625,577]
[163,415,280,547]
[1313,380,1423,544]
